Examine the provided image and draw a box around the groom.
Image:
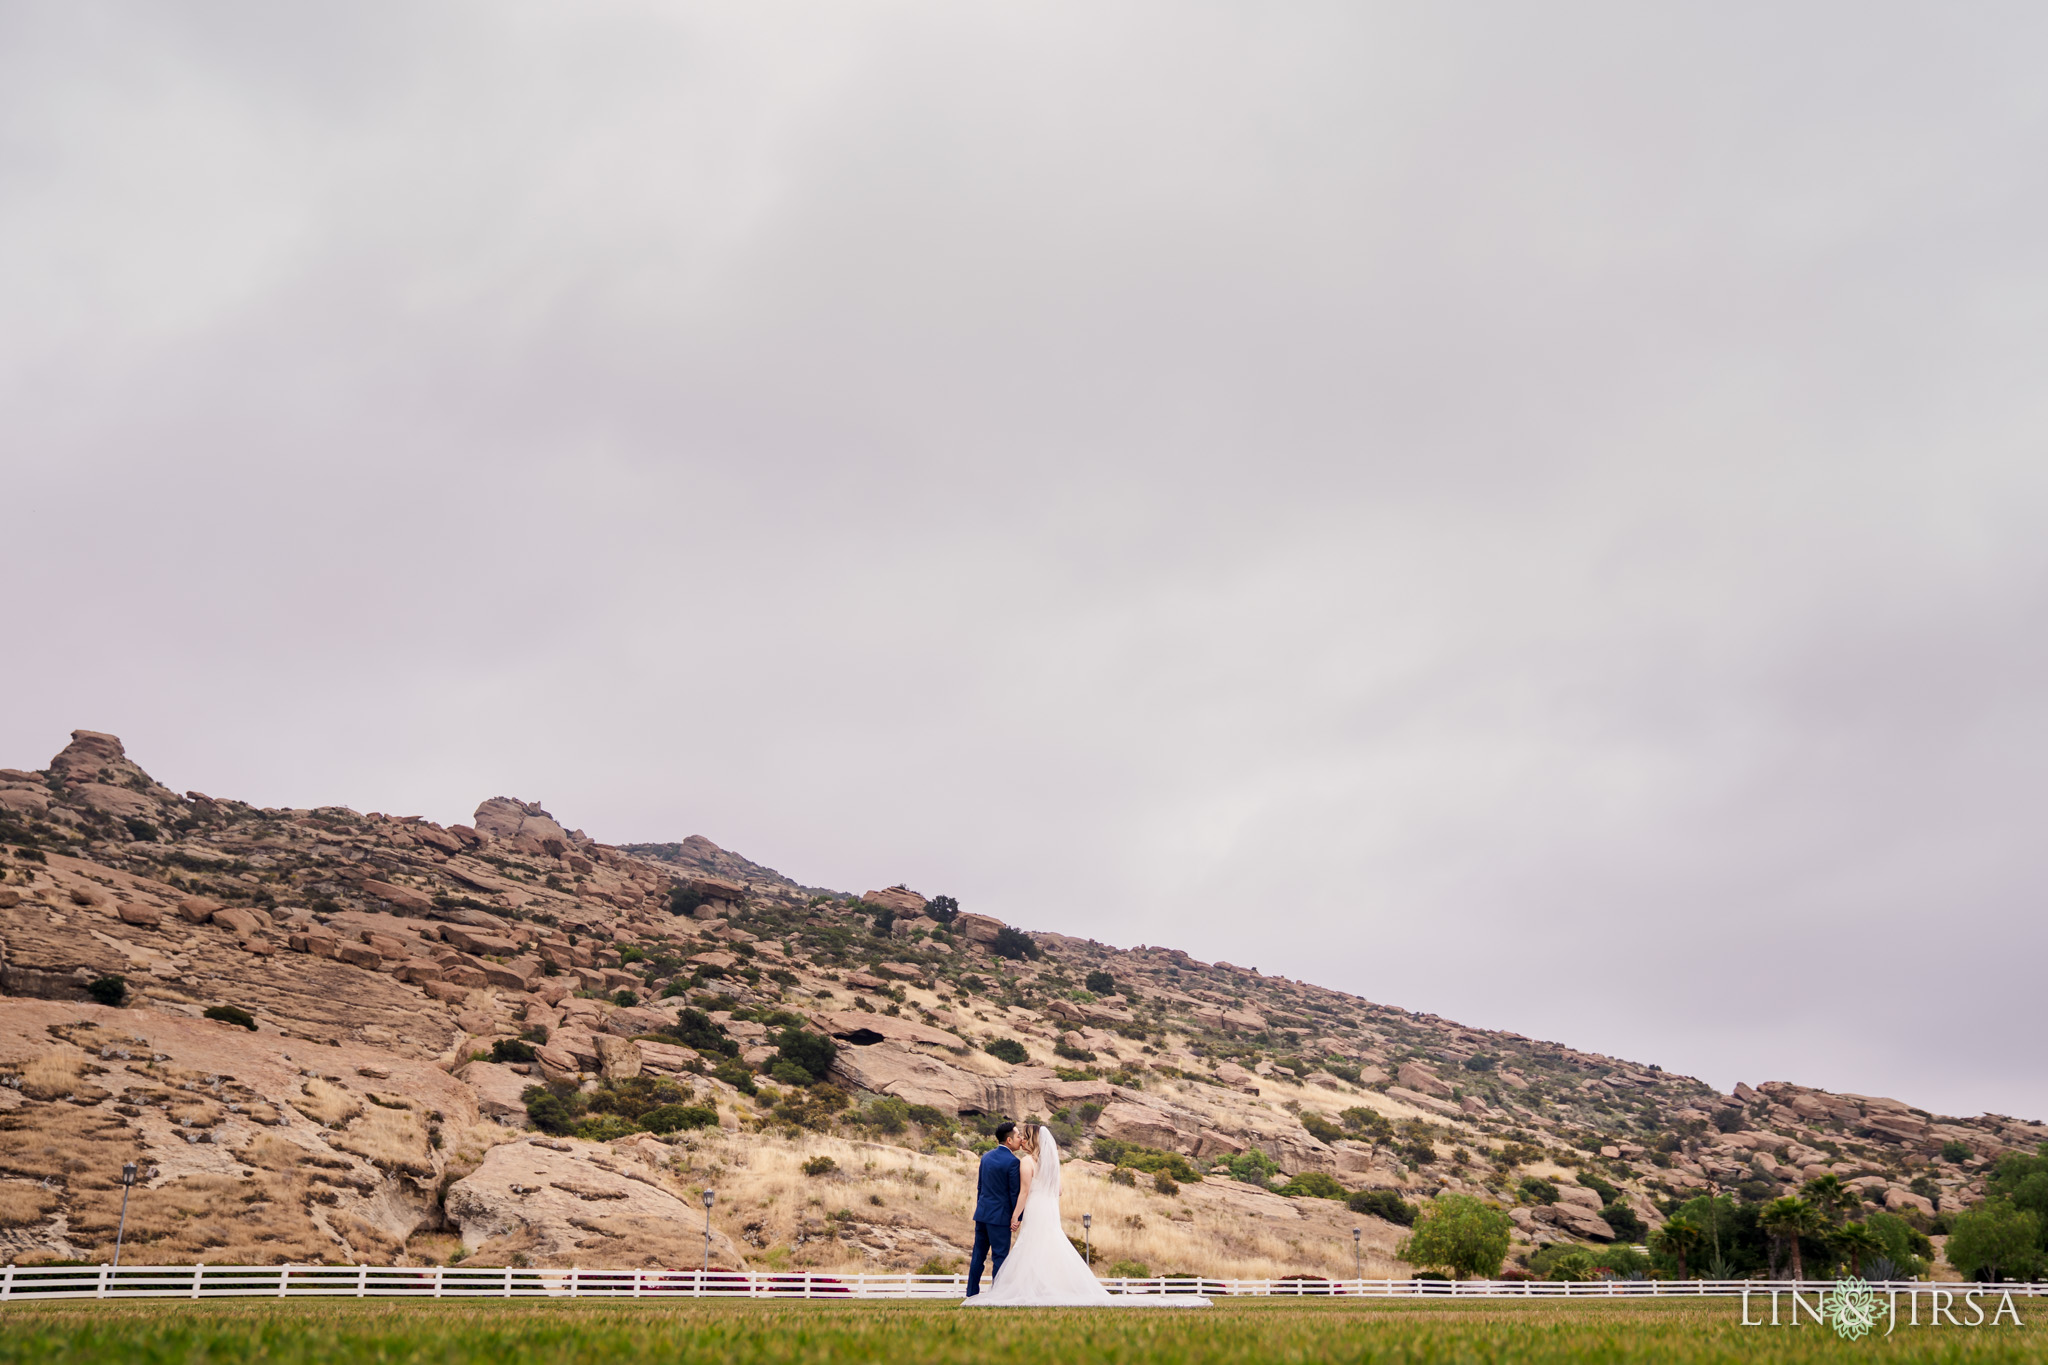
[966,1121,1023,1297]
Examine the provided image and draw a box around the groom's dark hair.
[993,1121,1016,1143]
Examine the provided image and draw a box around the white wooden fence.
[0,1265,2041,1303]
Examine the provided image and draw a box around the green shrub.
[662,1008,737,1057]
[667,886,704,916]
[1462,1055,1496,1072]
[575,1114,640,1142]
[924,895,959,925]
[804,1156,839,1177]
[490,1038,537,1064]
[1105,1259,1150,1278]
[905,1103,953,1132]
[1300,1112,1344,1145]
[772,1027,838,1085]
[86,975,128,1007]
[1109,1167,1136,1187]
[1940,1140,1973,1163]
[1602,1201,1647,1242]
[983,1037,1029,1065]
[1222,1149,1283,1187]
[203,1004,257,1031]
[1053,1039,1096,1062]
[1518,1176,1560,1205]
[1153,1172,1180,1196]
[1276,1171,1348,1201]
[1576,1172,1620,1203]
[712,1058,757,1096]
[1085,970,1117,995]
[989,927,1041,961]
[611,989,639,1008]
[522,1085,580,1135]
[1348,1189,1418,1225]
[862,1097,911,1133]
[1089,1138,1200,1183]
[640,1103,717,1134]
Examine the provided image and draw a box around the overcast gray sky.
[6,2,2046,1121]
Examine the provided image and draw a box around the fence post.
[633,1268,643,1300]
[433,1267,444,1299]
[191,1263,204,1300]
[278,1265,291,1298]
[503,1266,512,1298]
[357,1264,368,1298]
[2,1263,13,1304]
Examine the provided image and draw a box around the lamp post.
[702,1189,716,1282]
[1352,1227,1362,1283]
[1082,1213,1092,1272]
[113,1162,137,1268]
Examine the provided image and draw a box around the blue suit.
[967,1144,1021,1296]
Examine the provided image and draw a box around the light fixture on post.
[113,1162,138,1268]
[1082,1213,1092,1272]
[701,1188,716,1286]
[1352,1226,1362,1283]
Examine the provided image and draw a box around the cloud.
[4,1,2046,1119]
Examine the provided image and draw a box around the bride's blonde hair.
[1015,1125,1040,1159]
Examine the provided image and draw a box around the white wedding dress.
[961,1127,1211,1307]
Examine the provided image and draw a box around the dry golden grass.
[17,1051,87,1102]
[0,1179,62,1227]
[326,1103,432,1176]
[298,1078,362,1126]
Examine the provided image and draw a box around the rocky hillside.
[2,731,2040,1276]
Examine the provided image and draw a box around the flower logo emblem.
[1819,1278,1881,1341]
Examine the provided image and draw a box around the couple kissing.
[960,1120,1210,1309]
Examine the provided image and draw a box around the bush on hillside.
[1275,1171,1348,1201]
[989,926,1041,961]
[204,1004,257,1031]
[983,1037,1029,1065]
[1349,1189,1418,1226]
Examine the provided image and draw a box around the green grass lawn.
[0,1297,2041,1365]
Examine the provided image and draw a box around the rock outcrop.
[3,728,2036,1280]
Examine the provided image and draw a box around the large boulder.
[471,798,574,855]
[952,913,1005,944]
[1884,1186,1936,1217]
[358,879,435,914]
[862,886,927,915]
[461,1061,536,1123]
[1095,1101,1187,1152]
[811,1010,962,1049]
[1211,1062,1261,1093]
[1544,1204,1617,1241]
[828,1041,989,1114]
[1396,1062,1453,1098]
[1554,1183,1605,1211]
[445,1138,751,1268]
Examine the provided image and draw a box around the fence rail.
[1,1266,2042,1304]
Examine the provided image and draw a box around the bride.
[961,1125,1211,1307]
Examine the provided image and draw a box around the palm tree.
[1760,1196,1824,1282]
[1652,1217,1704,1280]
[1800,1174,1859,1226]
[1831,1220,1884,1277]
